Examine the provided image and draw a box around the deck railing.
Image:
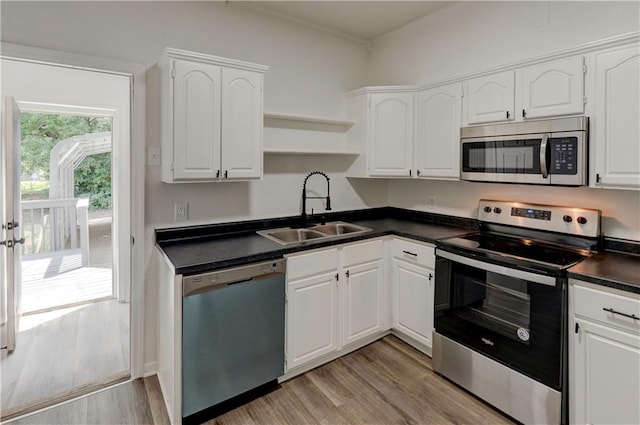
[20,198,90,266]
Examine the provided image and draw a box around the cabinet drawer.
[287,248,338,281]
[573,283,640,335]
[343,239,383,267]
[391,238,435,268]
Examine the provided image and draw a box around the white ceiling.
[239,1,457,42]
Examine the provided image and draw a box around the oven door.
[460,131,585,186]
[434,249,565,390]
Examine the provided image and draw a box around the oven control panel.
[478,199,601,237]
[511,207,551,221]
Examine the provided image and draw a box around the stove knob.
[563,215,573,223]
[484,206,492,213]
[577,216,587,225]
[494,207,502,214]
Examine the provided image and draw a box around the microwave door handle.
[540,133,549,178]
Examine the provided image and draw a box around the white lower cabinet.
[342,254,385,346]
[391,237,435,352]
[285,239,385,372]
[570,280,640,425]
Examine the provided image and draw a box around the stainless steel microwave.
[460,117,588,186]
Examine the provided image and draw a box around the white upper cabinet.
[221,68,263,180]
[369,92,415,177]
[346,87,415,178]
[415,83,462,179]
[161,48,268,183]
[520,56,585,119]
[463,57,585,125]
[171,60,222,181]
[464,71,515,125]
[592,43,640,189]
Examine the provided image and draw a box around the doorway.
[1,59,132,420]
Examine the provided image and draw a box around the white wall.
[369,1,640,85]
[1,1,384,372]
[368,1,640,241]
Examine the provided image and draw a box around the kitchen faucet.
[301,171,331,226]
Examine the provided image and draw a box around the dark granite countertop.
[156,208,475,275]
[156,207,640,296]
[569,251,640,294]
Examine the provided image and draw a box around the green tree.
[20,113,112,210]
[74,153,112,210]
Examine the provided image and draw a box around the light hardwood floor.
[7,336,516,425]
[1,299,129,420]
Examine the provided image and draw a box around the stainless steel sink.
[257,221,370,245]
[257,228,326,245]
[312,222,369,236]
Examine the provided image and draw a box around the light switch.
[147,147,161,166]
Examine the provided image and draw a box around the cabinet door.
[572,319,640,425]
[415,83,462,179]
[521,56,585,119]
[221,68,263,180]
[464,71,514,125]
[392,259,434,348]
[342,260,384,346]
[368,92,414,177]
[286,272,339,370]
[172,59,222,180]
[593,44,640,189]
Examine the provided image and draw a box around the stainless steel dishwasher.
[181,259,285,421]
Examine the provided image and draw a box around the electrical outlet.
[175,203,188,221]
[427,196,436,208]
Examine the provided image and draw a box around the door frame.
[1,42,146,379]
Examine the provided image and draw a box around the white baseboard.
[143,361,158,377]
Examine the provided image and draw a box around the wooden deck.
[21,249,113,314]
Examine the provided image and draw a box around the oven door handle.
[540,133,550,179]
[436,249,557,287]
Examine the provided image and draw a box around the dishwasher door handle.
[183,259,286,297]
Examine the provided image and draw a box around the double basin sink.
[257,221,371,245]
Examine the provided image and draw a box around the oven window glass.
[434,258,564,390]
[462,139,542,174]
[455,271,531,345]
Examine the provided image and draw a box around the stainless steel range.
[433,199,601,425]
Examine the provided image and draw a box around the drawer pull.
[602,307,640,321]
[402,250,418,257]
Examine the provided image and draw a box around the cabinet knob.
[563,215,573,223]
[577,216,587,225]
